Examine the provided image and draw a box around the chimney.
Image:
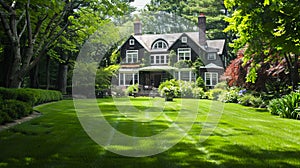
[134,18,142,35]
[198,13,207,46]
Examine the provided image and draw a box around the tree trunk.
[56,63,68,94]
[30,64,39,88]
[46,55,50,90]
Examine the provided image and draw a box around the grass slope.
[0,97,300,167]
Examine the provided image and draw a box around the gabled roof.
[133,33,182,52]
[131,32,225,54]
[200,63,224,69]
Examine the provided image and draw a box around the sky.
[130,0,151,10]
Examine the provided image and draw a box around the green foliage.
[192,87,205,99]
[174,60,193,68]
[238,94,254,106]
[214,81,228,90]
[178,81,194,98]
[168,50,177,66]
[268,92,300,119]
[218,89,240,103]
[224,0,300,88]
[206,89,226,100]
[0,100,33,123]
[158,79,180,99]
[196,77,206,90]
[126,84,139,96]
[0,87,62,106]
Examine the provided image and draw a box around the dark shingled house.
[117,14,226,90]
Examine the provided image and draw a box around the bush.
[268,92,300,119]
[214,81,228,90]
[249,96,263,108]
[126,84,139,96]
[0,87,62,106]
[192,87,205,99]
[179,81,194,98]
[196,77,206,90]
[218,89,239,103]
[0,111,12,125]
[158,79,180,99]
[206,89,226,100]
[238,94,254,106]
[1,100,33,120]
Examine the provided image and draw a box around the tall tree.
[224,0,300,90]
[146,0,228,39]
[0,0,129,88]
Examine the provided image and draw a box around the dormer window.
[129,39,135,45]
[208,53,216,60]
[181,37,187,43]
[152,40,168,50]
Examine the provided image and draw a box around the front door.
[153,74,162,88]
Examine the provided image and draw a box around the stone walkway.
[0,111,42,132]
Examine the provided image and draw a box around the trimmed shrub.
[0,111,12,125]
[158,79,180,100]
[0,87,62,106]
[1,100,33,120]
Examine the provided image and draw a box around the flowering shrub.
[158,79,180,101]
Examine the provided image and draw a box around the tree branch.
[0,0,13,12]
[0,11,13,42]
[16,10,25,26]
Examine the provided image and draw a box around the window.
[207,53,216,60]
[181,37,187,43]
[178,48,191,61]
[176,70,196,82]
[152,40,168,50]
[119,73,139,86]
[205,72,218,86]
[150,54,168,64]
[126,50,138,63]
[129,39,135,45]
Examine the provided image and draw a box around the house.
[116,14,226,91]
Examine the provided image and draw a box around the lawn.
[0,97,300,167]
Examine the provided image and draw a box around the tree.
[224,0,300,90]
[0,0,129,88]
[146,0,228,39]
[223,49,290,93]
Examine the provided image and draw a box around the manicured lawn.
[0,97,300,167]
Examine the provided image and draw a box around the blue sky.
[130,0,151,10]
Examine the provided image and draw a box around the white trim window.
[129,39,135,45]
[126,50,138,63]
[181,36,187,43]
[152,40,168,50]
[119,73,139,86]
[207,53,217,60]
[150,54,169,64]
[176,70,196,82]
[205,72,218,86]
[178,48,191,61]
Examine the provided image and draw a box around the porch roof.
[139,66,178,72]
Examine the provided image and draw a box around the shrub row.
[0,100,33,124]
[0,87,62,125]
[268,92,300,119]
[0,87,62,106]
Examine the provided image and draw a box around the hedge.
[0,87,62,106]
[0,87,62,125]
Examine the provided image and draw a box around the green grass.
[0,97,300,167]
